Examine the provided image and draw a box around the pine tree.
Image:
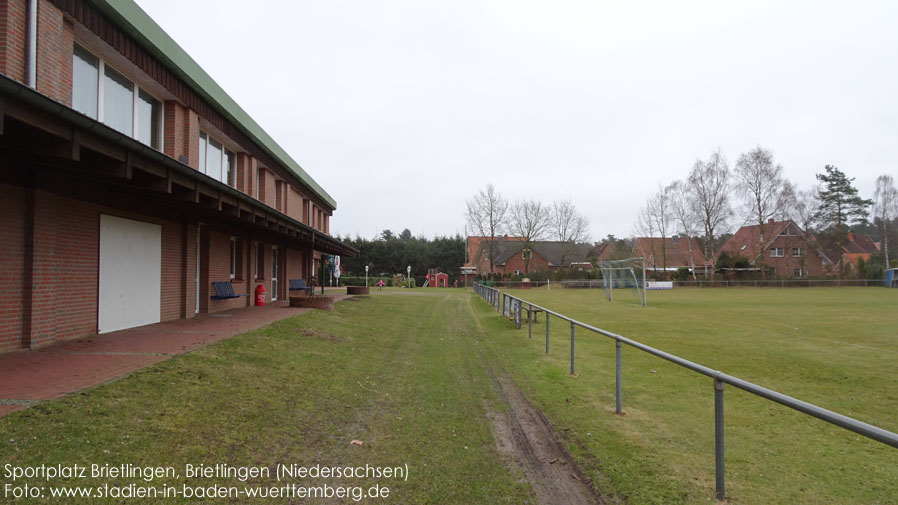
[814,165,872,246]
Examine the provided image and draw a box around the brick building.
[633,235,708,275]
[715,220,832,278]
[0,0,355,352]
[464,236,595,276]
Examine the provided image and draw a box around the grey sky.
[136,0,898,240]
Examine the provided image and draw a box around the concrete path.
[0,295,350,417]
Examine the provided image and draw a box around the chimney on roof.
[672,235,679,244]
[768,218,775,224]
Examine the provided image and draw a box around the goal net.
[599,257,646,306]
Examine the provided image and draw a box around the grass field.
[482,286,898,504]
[0,292,535,504]
[0,287,895,504]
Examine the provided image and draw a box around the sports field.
[486,285,898,504]
[0,287,894,504]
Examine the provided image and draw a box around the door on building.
[271,246,279,301]
[98,215,162,333]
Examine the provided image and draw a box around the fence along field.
[473,284,898,504]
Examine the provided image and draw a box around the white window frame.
[73,43,163,150]
[199,130,235,187]
[229,237,237,279]
[769,247,784,258]
[792,247,803,257]
[793,268,804,277]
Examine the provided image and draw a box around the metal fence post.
[528,305,532,338]
[715,378,725,501]
[545,313,550,354]
[501,293,506,316]
[616,340,623,414]
[570,322,575,375]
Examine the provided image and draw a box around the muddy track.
[487,367,607,505]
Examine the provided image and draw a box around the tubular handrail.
[471,283,898,500]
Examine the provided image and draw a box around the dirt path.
[461,294,607,505]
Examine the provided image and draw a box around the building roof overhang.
[0,74,357,257]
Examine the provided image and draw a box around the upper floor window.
[72,44,161,150]
[792,247,804,257]
[199,131,235,186]
[769,247,784,258]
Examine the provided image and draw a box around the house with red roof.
[716,219,839,278]
[633,236,708,276]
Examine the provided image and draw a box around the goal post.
[599,257,646,306]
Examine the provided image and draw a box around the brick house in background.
[633,236,708,276]
[0,0,356,353]
[465,236,595,276]
[818,232,881,275]
[715,219,832,278]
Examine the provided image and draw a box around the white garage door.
[98,214,162,333]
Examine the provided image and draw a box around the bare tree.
[634,198,659,275]
[510,198,551,273]
[688,149,732,268]
[644,184,673,273]
[734,146,786,276]
[550,199,590,268]
[464,184,507,274]
[668,180,701,278]
[551,199,590,243]
[873,174,898,266]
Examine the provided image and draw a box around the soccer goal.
[599,257,646,306]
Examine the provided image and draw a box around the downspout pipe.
[26,0,38,88]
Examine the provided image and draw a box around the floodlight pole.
[407,265,411,288]
[365,265,369,287]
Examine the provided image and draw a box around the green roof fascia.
[89,0,337,210]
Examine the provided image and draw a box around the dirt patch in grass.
[299,329,343,341]
[488,367,606,505]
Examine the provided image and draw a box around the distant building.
[464,236,595,276]
[633,236,708,275]
[716,219,837,278]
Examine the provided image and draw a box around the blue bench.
[289,279,314,296]
[211,281,249,300]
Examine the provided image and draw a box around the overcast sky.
[136,0,898,240]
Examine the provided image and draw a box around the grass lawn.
[479,286,898,504]
[2,287,895,504]
[0,291,535,504]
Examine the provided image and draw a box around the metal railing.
[472,283,898,501]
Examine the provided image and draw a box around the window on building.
[255,242,265,279]
[522,249,532,260]
[792,247,803,257]
[793,268,803,277]
[72,45,99,120]
[255,168,264,199]
[229,237,243,279]
[514,270,523,276]
[769,248,784,257]
[71,44,161,149]
[199,131,235,186]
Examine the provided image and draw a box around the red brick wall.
[766,236,827,277]
[0,183,200,352]
[207,231,251,313]
[0,0,27,83]
[54,197,98,341]
[286,247,305,284]
[263,169,276,208]
[0,184,26,352]
[35,0,72,105]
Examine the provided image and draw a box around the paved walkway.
[0,295,350,417]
